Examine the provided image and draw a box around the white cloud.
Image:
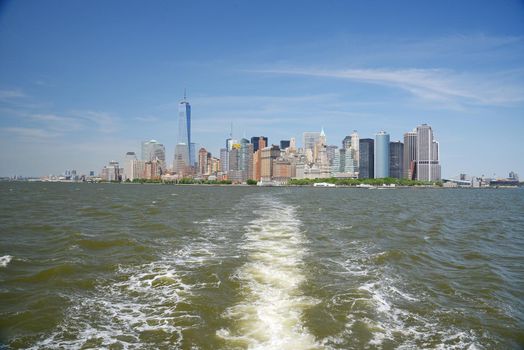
[31,113,84,132]
[0,89,25,100]
[252,67,524,107]
[2,127,59,139]
[71,110,120,133]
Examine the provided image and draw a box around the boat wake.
[217,197,320,350]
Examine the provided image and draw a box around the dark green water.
[0,182,523,349]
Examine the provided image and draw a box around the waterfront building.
[331,148,358,177]
[210,157,220,174]
[251,136,268,153]
[173,95,192,173]
[219,148,229,174]
[350,130,360,170]
[403,131,417,180]
[173,143,190,176]
[141,140,166,163]
[273,157,292,184]
[374,131,390,178]
[101,161,122,182]
[144,159,162,179]
[239,138,254,181]
[124,152,137,181]
[389,141,404,179]
[190,142,197,167]
[228,139,253,183]
[303,131,321,163]
[260,145,281,181]
[342,135,352,149]
[252,137,267,181]
[326,145,338,165]
[359,138,374,179]
[198,147,209,176]
[416,124,441,181]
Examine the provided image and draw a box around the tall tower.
[416,124,441,181]
[174,94,191,174]
[374,131,390,178]
[359,139,374,179]
[403,131,417,179]
[389,141,404,179]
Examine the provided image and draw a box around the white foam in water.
[30,233,227,350]
[324,246,483,349]
[217,199,319,350]
[0,255,13,267]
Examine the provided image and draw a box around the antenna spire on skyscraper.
[184,88,186,101]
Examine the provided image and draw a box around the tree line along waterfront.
[98,177,441,187]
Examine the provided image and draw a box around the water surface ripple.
[0,183,523,349]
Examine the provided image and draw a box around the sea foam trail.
[218,199,320,350]
[0,255,13,267]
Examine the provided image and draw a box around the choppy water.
[0,183,523,349]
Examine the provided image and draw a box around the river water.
[0,183,523,349]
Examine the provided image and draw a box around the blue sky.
[0,0,523,178]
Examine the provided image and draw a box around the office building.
[389,141,404,179]
[124,152,137,181]
[173,95,192,172]
[416,124,441,181]
[303,131,321,162]
[141,140,165,163]
[280,140,290,150]
[403,131,417,180]
[359,138,374,179]
[374,131,390,178]
[251,136,268,153]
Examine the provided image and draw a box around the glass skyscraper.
[359,139,374,179]
[174,96,191,173]
[374,131,390,178]
[389,141,404,179]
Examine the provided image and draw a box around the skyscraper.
[416,124,441,181]
[303,131,321,162]
[403,131,417,179]
[173,95,191,173]
[389,141,404,179]
[374,131,390,178]
[124,151,137,181]
[198,147,209,176]
[141,140,165,163]
[219,148,229,173]
[342,135,352,149]
[280,140,290,150]
[359,139,374,179]
[251,136,268,152]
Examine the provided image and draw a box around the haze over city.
[0,0,523,178]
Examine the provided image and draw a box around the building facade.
[141,140,165,163]
[389,141,404,179]
[174,96,192,173]
[251,136,268,153]
[359,138,374,179]
[403,131,417,180]
[416,124,441,181]
[374,131,390,178]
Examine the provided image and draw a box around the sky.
[0,0,523,178]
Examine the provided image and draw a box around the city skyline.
[1,1,523,177]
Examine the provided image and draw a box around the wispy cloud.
[71,110,120,133]
[0,88,25,100]
[2,127,59,139]
[134,115,159,122]
[31,113,83,132]
[252,67,524,107]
